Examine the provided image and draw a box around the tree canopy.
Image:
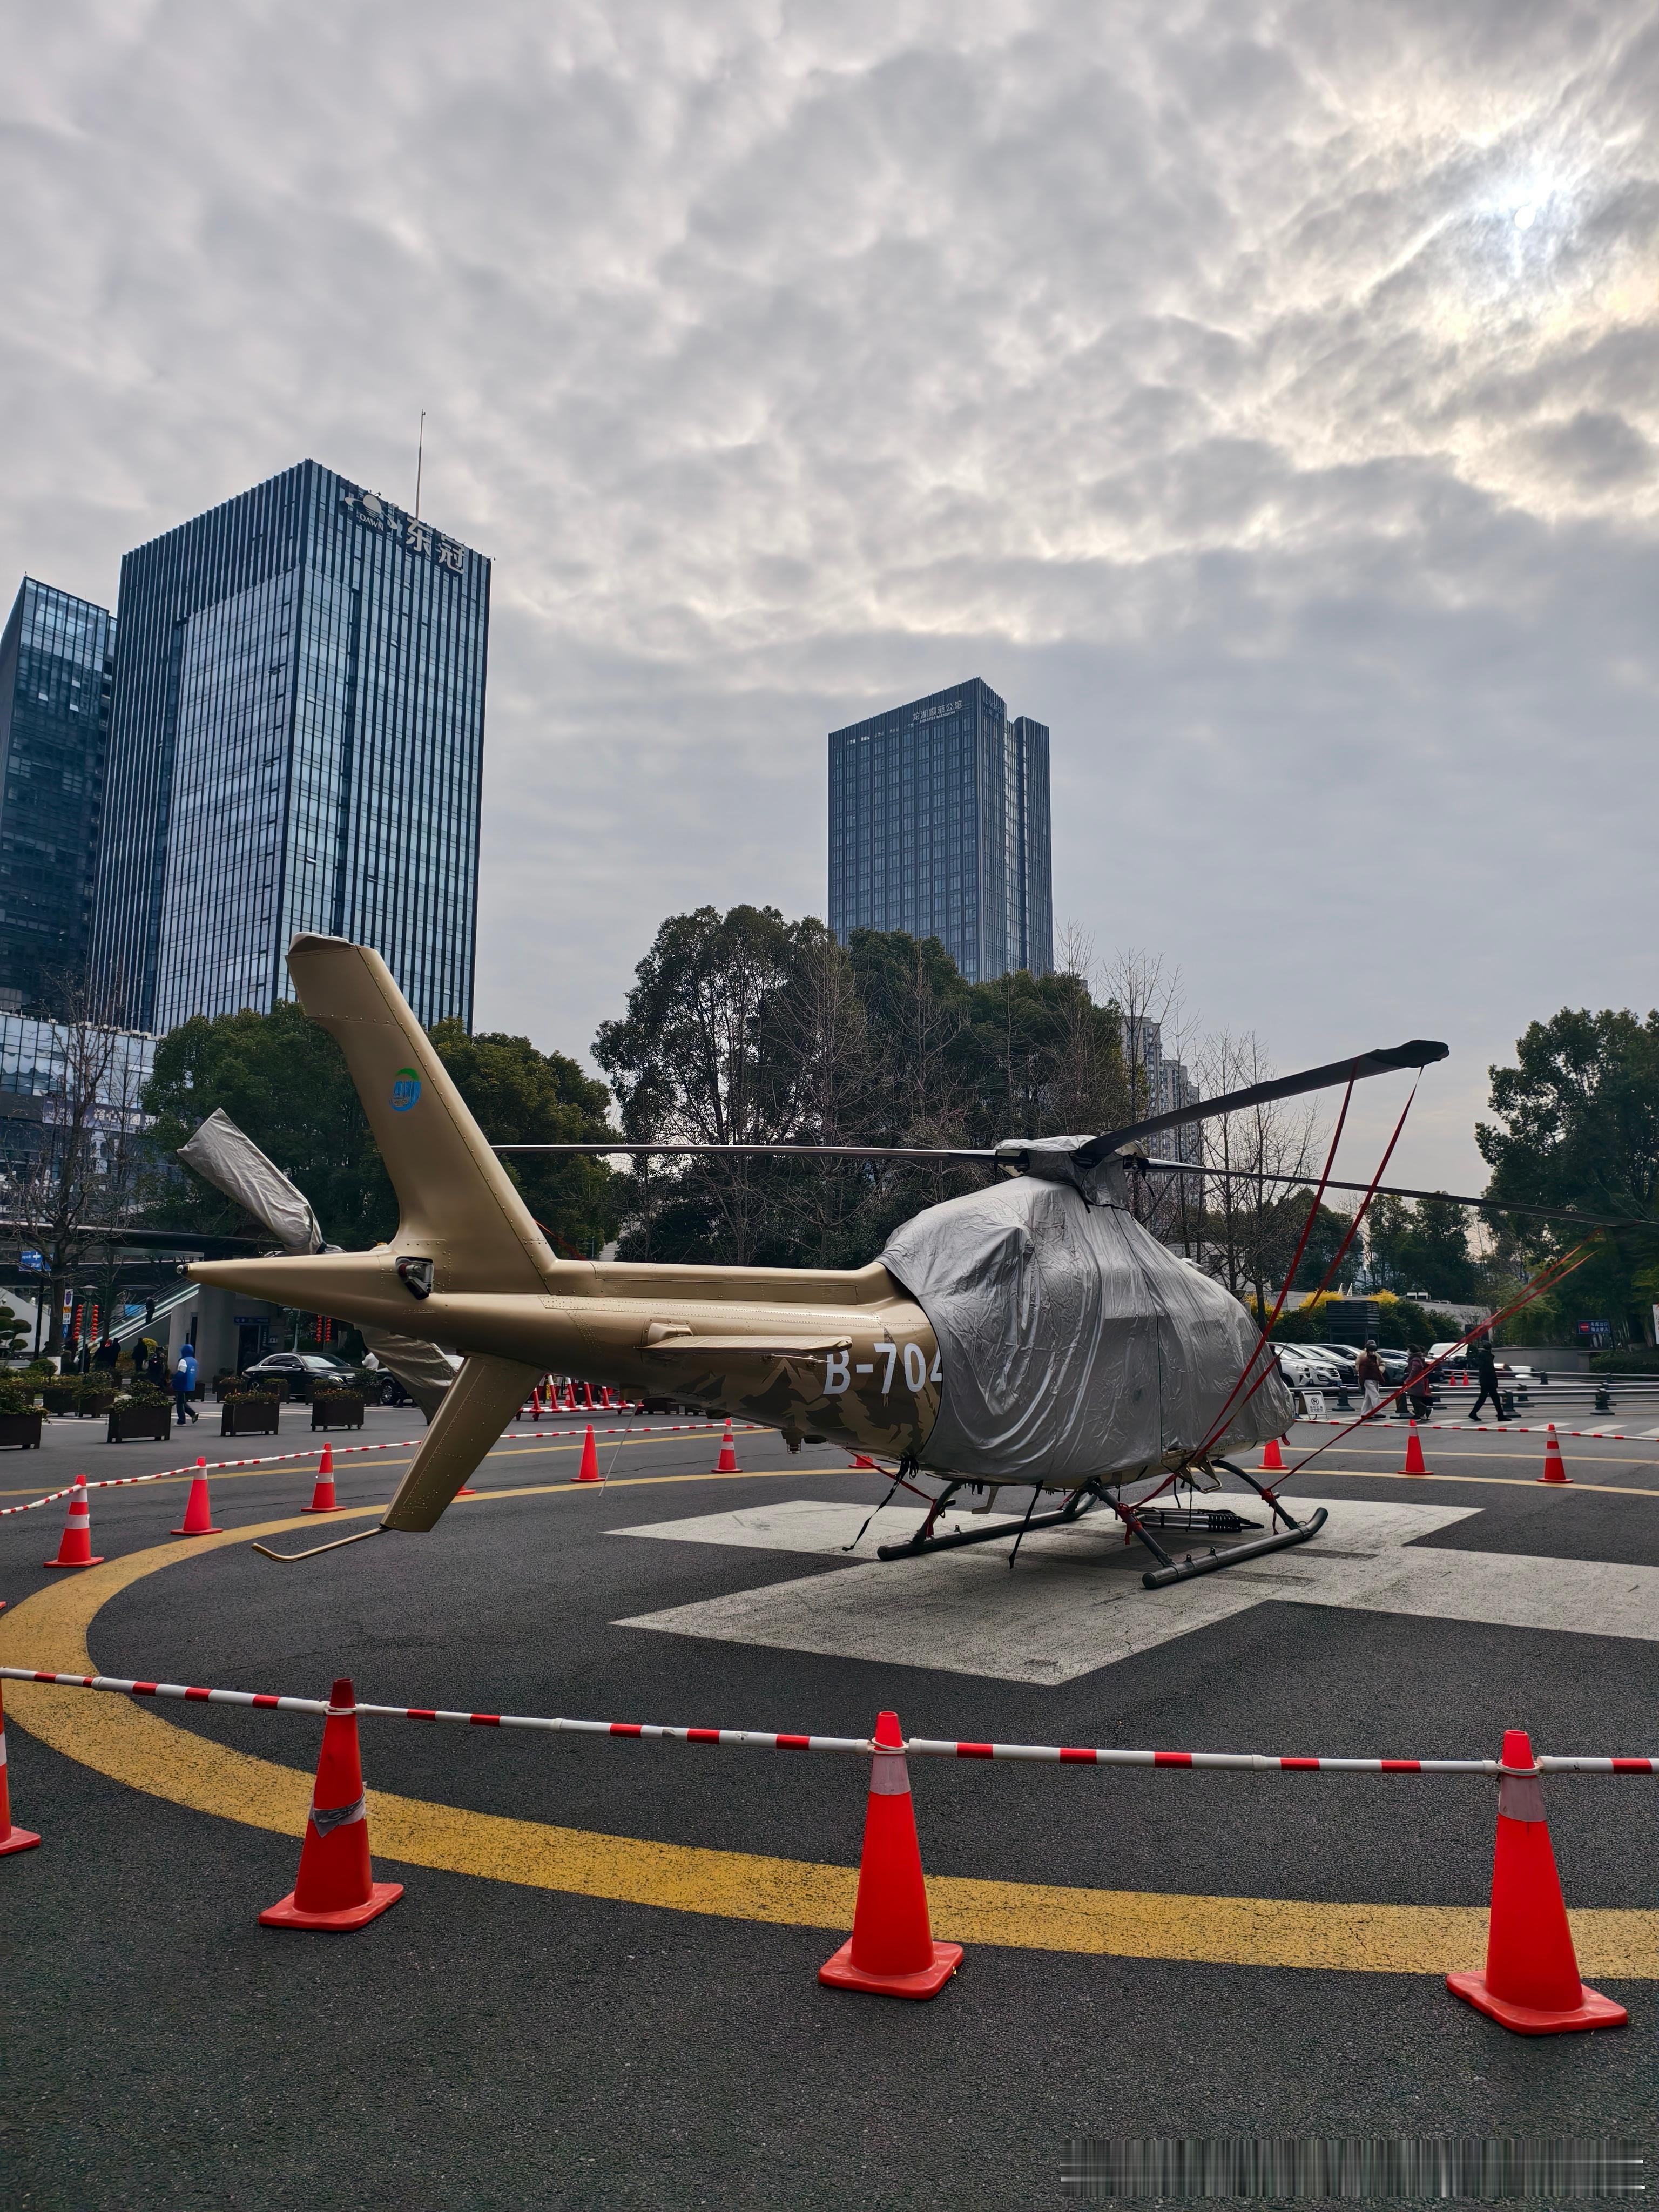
[1478,1008,1659,1343]
[145,1001,619,1255]
[595,907,1129,1266]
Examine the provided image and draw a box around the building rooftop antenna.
[415,410,426,521]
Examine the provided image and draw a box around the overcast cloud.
[4,1,1656,1190]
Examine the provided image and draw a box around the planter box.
[0,1411,43,1449]
[221,1398,279,1437]
[106,1405,171,1444]
[42,1388,80,1416]
[311,1393,365,1431]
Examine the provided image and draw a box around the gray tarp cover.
[178,1109,323,1255]
[880,1168,1296,1483]
[177,1108,455,1416]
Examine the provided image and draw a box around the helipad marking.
[4,1513,1653,1975]
[615,1495,1659,1685]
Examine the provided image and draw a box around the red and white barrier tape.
[2,1668,1652,1775]
[1300,1415,1657,1444]
[0,1421,766,1518]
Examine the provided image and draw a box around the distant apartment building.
[1124,1014,1202,1201]
[90,460,489,1035]
[0,579,115,1012]
[827,677,1052,984]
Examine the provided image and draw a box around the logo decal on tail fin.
[391,1067,421,1113]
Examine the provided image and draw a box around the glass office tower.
[90,460,489,1034]
[0,579,115,1011]
[827,677,1053,983]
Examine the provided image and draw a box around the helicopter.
[185,933,1600,1589]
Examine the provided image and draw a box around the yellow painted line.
[1,1518,1654,1976]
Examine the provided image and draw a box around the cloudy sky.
[4,1,1656,1190]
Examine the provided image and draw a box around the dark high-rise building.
[90,460,489,1034]
[827,677,1052,983]
[0,579,115,1011]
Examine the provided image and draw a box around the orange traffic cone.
[0,1680,42,1855]
[713,1418,740,1474]
[581,1381,596,1411]
[1447,1730,1626,2033]
[303,1443,338,1513]
[849,1453,880,1469]
[1258,1437,1285,1473]
[601,1386,617,1410]
[171,1458,222,1535]
[530,1384,543,1422]
[1401,1422,1430,1477]
[820,1710,962,1998]
[44,1479,103,1569]
[573,1425,601,1483]
[1537,1425,1572,1485]
[259,1677,403,1931]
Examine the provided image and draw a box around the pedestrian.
[1355,1339,1386,1419]
[147,1345,168,1391]
[1469,1339,1507,1423]
[1403,1345,1433,1424]
[172,1341,200,1425]
[93,1333,120,1374]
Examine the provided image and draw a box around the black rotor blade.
[1072,1040,1449,1168]
[1134,1158,1648,1235]
[493,1142,997,1161]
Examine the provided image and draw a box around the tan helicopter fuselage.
[191,1245,943,1462]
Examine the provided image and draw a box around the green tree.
[428,1023,621,1257]
[144,1001,621,1258]
[1478,1008,1659,1344]
[596,905,831,1264]
[1366,1192,1477,1301]
[144,1001,394,1247]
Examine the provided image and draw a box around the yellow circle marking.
[2,1502,1655,1978]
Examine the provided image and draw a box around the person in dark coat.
[1469,1339,1507,1422]
[93,1334,120,1373]
[1403,1345,1433,1424]
[147,1345,168,1391]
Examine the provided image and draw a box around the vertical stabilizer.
[287,934,555,1294]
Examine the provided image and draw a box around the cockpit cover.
[879,1164,1296,1483]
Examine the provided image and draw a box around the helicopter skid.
[1138,1507,1329,1587]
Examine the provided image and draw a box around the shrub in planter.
[107,1395,171,1443]
[220,1386,280,1437]
[0,1373,42,1448]
[311,1388,366,1431]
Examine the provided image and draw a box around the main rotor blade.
[493,1142,997,1161]
[1073,1040,1449,1168]
[1135,1157,1648,1234]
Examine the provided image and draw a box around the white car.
[1272,1346,1343,1390]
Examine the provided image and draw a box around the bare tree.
[1195,1029,1319,1312]
[2,976,149,1361]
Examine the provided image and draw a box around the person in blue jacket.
[172,1340,200,1425]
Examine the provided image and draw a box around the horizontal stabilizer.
[644,1335,852,1359]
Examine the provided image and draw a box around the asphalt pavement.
[3,1407,1657,2209]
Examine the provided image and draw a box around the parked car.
[240,1351,358,1400]
[1372,1346,1411,1384]
[1272,1346,1343,1390]
[1300,1343,1360,1387]
[1427,1342,1531,1388]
